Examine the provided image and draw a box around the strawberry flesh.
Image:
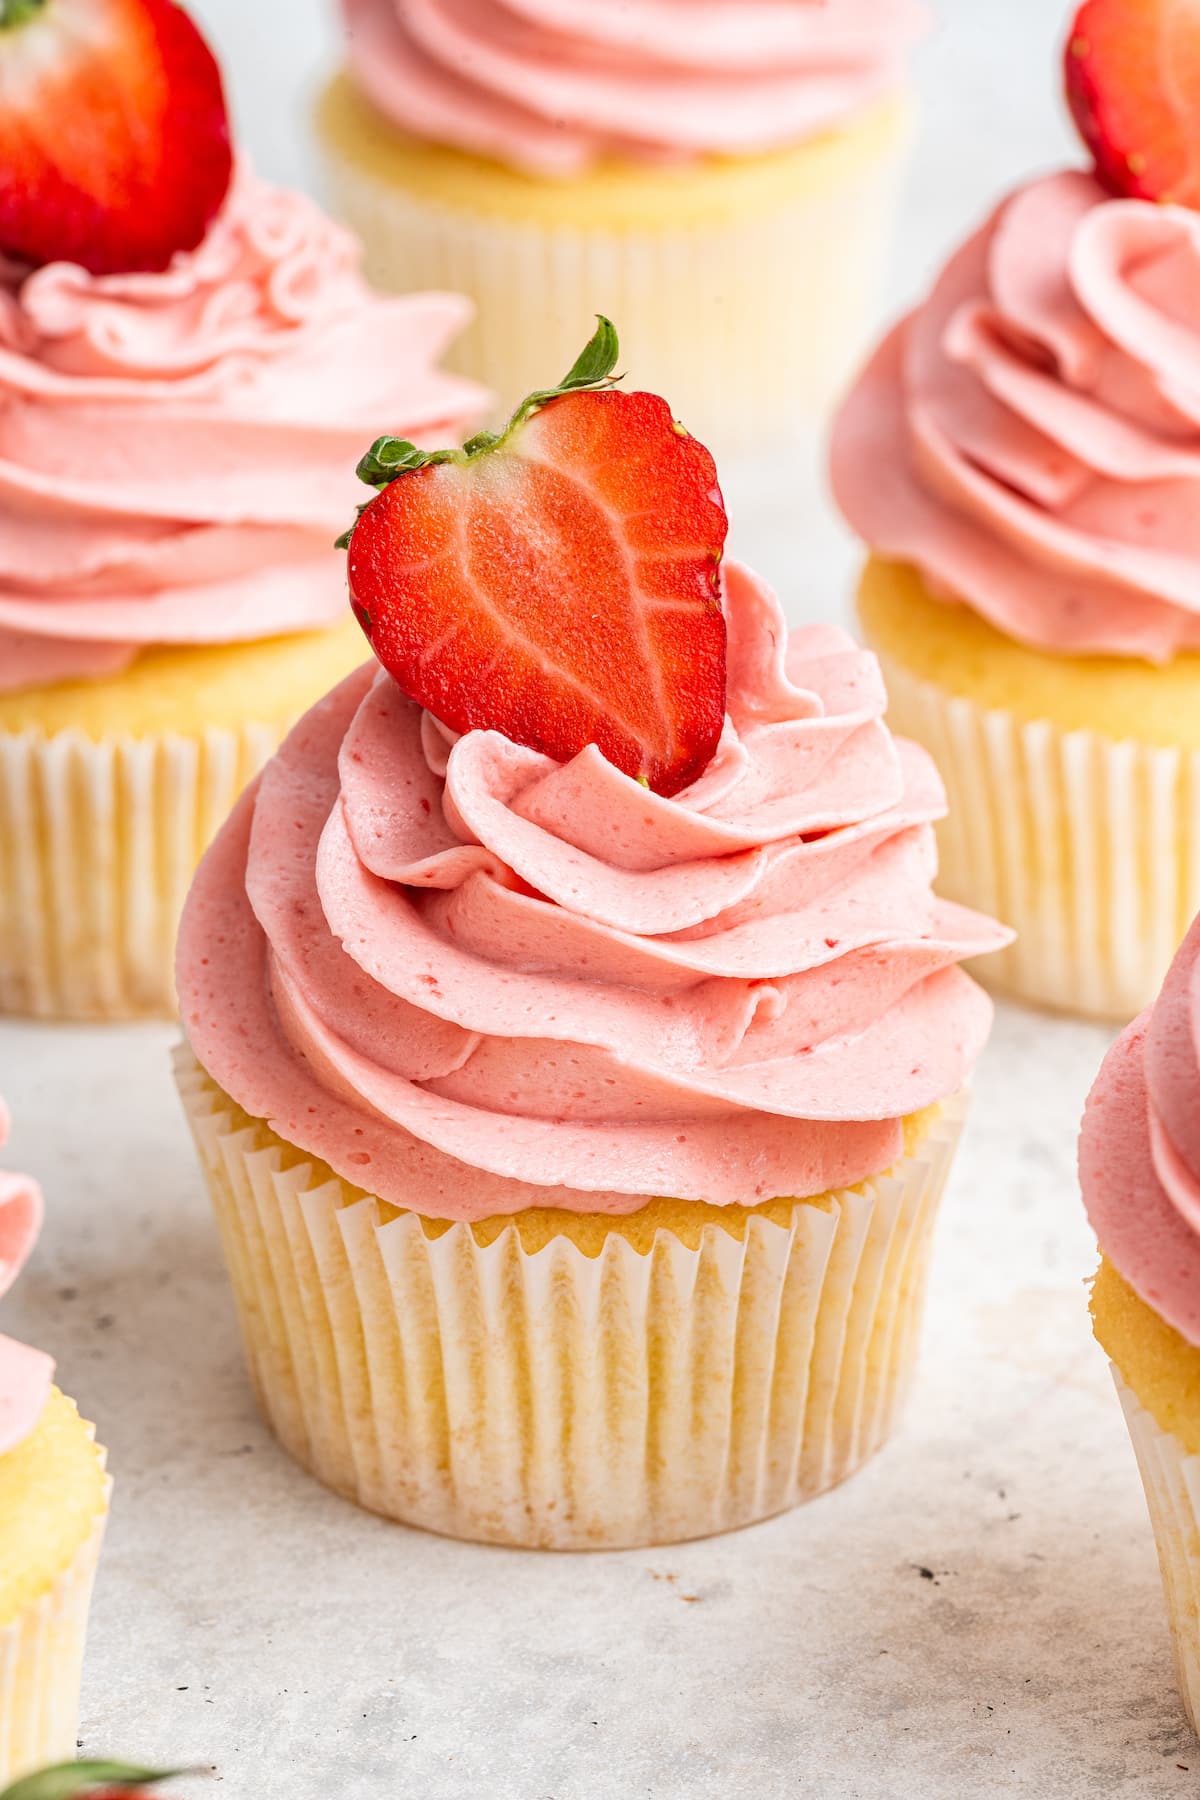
[1066,0,1200,207]
[347,385,729,798]
[0,0,233,275]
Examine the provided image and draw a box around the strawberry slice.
[1065,0,1200,207]
[344,318,729,799]
[0,0,233,276]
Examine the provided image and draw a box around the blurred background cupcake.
[1080,914,1200,1733]
[831,3,1200,1023]
[175,335,1008,1549]
[0,0,484,1021]
[314,0,928,454]
[0,1098,109,1781]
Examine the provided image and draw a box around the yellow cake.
[856,558,1200,1021]
[178,1050,964,1550]
[0,620,370,1022]
[316,74,914,453]
[0,1388,110,1783]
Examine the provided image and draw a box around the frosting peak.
[0,1098,53,1458]
[1081,916,1200,1345]
[342,0,926,176]
[178,563,1008,1221]
[831,170,1200,662]
[0,166,485,694]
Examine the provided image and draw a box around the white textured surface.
[3,0,1193,1792]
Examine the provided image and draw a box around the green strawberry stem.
[335,314,622,548]
[0,0,47,24]
[0,1763,189,1800]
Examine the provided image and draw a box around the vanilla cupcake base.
[0,1394,110,1783]
[176,1048,965,1549]
[0,721,283,1020]
[1115,1373,1200,1734]
[316,79,911,455]
[872,656,1200,1021]
[0,621,369,1021]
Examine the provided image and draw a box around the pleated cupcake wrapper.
[1114,1373,1200,1735]
[0,1449,109,1784]
[0,721,287,1021]
[176,1046,966,1549]
[872,655,1200,1022]
[319,134,905,457]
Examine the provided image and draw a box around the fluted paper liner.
[318,116,907,455]
[871,654,1200,1022]
[177,1047,966,1549]
[0,721,286,1020]
[1115,1372,1200,1734]
[0,1443,109,1783]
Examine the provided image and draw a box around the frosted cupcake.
[0,1101,109,1781]
[315,0,927,450]
[832,13,1200,1022]
[1081,915,1200,1731]
[176,325,1008,1548]
[0,0,484,1020]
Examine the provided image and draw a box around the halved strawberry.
[0,0,233,276]
[1065,0,1200,207]
[0,1762,187,1800]
[344,318,729,799]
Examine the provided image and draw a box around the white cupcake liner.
[319,115,908,456]
[872,654,1200,1022]
[176,1046,967,1549]
[0,721,284,1021]
[0,1443,109,1783]
[1115,1372,1200,1734]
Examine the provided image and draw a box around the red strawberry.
[0,0,233,276]
[1065,0,1200,207]
[344,317,729,799]
[0,1761,187,1800]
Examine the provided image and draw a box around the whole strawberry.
[342,316,729,799]
[0,1763,187,1800]
[0,0,233,274]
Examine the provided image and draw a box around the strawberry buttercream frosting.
[178,563,1008,1220]
[341,0,926,176]
[0,1099,52,1458]
[0,167,484,695]
[832,170,1200,662]
[1081,915,1200,1347]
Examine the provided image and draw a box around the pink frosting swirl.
[0,1098,53,1458]
[341,0,926,176]
[0,166,485,695]
[1081,915,1200,1347]
[831,170,1200,662]
[178,564,1008,1221]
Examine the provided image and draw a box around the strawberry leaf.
[0,1762,188,1800]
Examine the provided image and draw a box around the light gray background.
[3,4,1185,1797]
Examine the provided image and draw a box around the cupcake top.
[0,169,485,695]
[832,170,1200,663]
[1080,916,1200,1346]
[0,1098,53,1457]
[340,0,927,176]
[178,556,1007,1220]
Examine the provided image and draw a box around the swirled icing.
[178,562,1007,1219]
[0,167,484,693]
[833,171,1200,662]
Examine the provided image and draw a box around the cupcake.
[315,0,927,452]
[831,6,1200,1022]
[0,0,484,1020]
[175,323,1009,1548]
[0,1100,109,1781]
[1081,913,1200,1731]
